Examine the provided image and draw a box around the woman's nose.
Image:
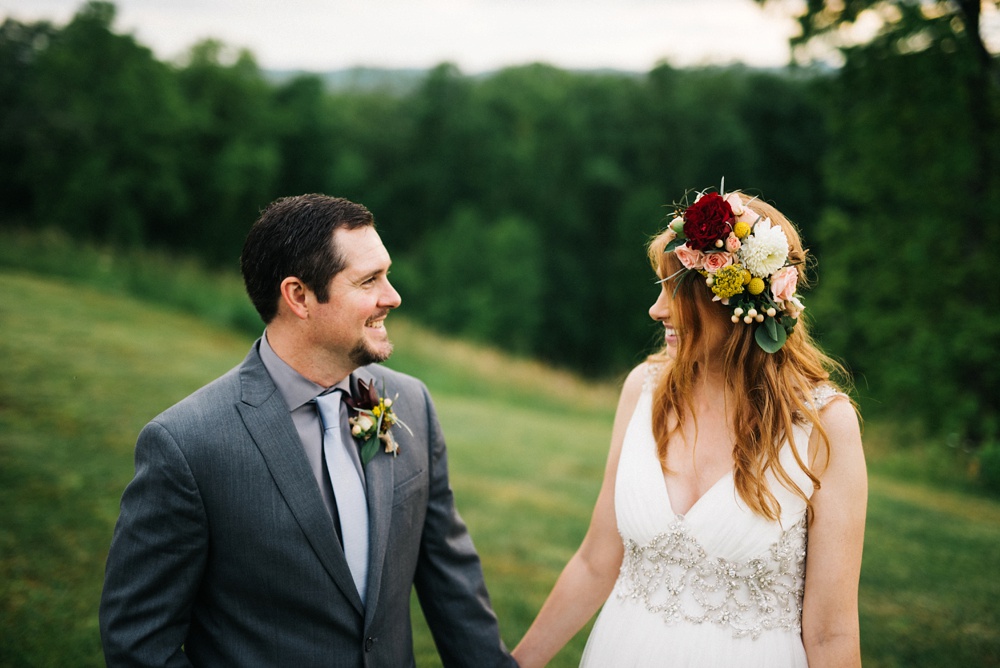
[649,286,670,321]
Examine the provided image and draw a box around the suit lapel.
[237,346,365,616]
[351,369,395,626]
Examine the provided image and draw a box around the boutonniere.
[344,379,412,465]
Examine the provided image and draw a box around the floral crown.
[661,185,804,353]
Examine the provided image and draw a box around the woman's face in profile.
[649,279,729,362]
[649,281,678,357]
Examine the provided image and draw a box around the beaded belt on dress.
[616,516,807,640]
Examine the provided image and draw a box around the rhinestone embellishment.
[616,516,806,639]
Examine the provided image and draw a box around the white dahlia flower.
[738,218,789,277]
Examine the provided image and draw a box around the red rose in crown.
[682,192,734,251]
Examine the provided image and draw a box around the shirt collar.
[259,331,351,412]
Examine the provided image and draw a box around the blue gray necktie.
[315,390,369,602]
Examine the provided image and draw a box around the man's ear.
[278,277,311,320]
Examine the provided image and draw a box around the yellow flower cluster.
[710,265,748,299]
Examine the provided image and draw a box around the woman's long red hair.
[648,194,854,521]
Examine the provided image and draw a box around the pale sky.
[1,0,807,72]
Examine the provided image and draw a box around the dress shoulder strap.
[807,383,845,412]
[642,363,664,394]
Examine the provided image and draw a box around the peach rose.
[703,251,734,273]
[725,233,741,253]
[674,243,705,270]
[770,266,799,302]
[724,192,745,216]
[737,208,763,227]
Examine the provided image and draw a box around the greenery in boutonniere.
[344,379,412,465]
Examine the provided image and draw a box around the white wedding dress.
[580,369,839,667]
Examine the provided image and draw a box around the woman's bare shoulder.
[621,359,666,397]
[810,392,863,473]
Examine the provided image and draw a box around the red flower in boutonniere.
[344,379,412,465]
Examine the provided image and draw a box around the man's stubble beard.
[349,339,393,368]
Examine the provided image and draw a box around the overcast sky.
[1,0,812,72]
[8,0,999,73]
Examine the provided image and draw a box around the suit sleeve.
[412,385,517,668]
[99,420,206,668]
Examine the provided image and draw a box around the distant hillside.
[264,66,431,93]
[263,64,648,94]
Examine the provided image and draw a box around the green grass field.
[1,269,998,667]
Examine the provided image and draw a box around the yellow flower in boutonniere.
[344,379,413,465]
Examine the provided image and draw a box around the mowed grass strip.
[2,271,999,667]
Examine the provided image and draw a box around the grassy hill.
[1,270,998,667]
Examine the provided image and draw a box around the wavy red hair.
[647,193,854,521]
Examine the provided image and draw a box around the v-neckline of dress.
[662,469,734,519]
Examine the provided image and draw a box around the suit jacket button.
[365,637,375,652]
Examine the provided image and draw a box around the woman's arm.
[512,363,648,667]
[802,397,867,667]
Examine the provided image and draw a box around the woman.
[512,187,866,667]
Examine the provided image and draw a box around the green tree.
[0,17,57,221]
[816,39,998,443]
[173,40,280,262]
[322,88,411,236]
[20,1,187,245]
[468,65,647,371]
[764,0,998,83]
[401,207,544,354]
[479,215,546,352]
[764,0,1000,444]
[0,3,842,383]
[383,62,832,374]
[271,74,337,197]
[392,63,488,250]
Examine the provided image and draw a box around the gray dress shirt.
[258,333,366,523]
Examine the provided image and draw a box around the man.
[100,194,515,667]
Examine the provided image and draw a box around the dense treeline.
[2,1,998,458]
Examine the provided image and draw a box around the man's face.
[309,226,401,372]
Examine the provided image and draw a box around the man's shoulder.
[152,347,257,431]
[155,365,242,422]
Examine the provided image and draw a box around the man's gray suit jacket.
[99,340,514,667]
